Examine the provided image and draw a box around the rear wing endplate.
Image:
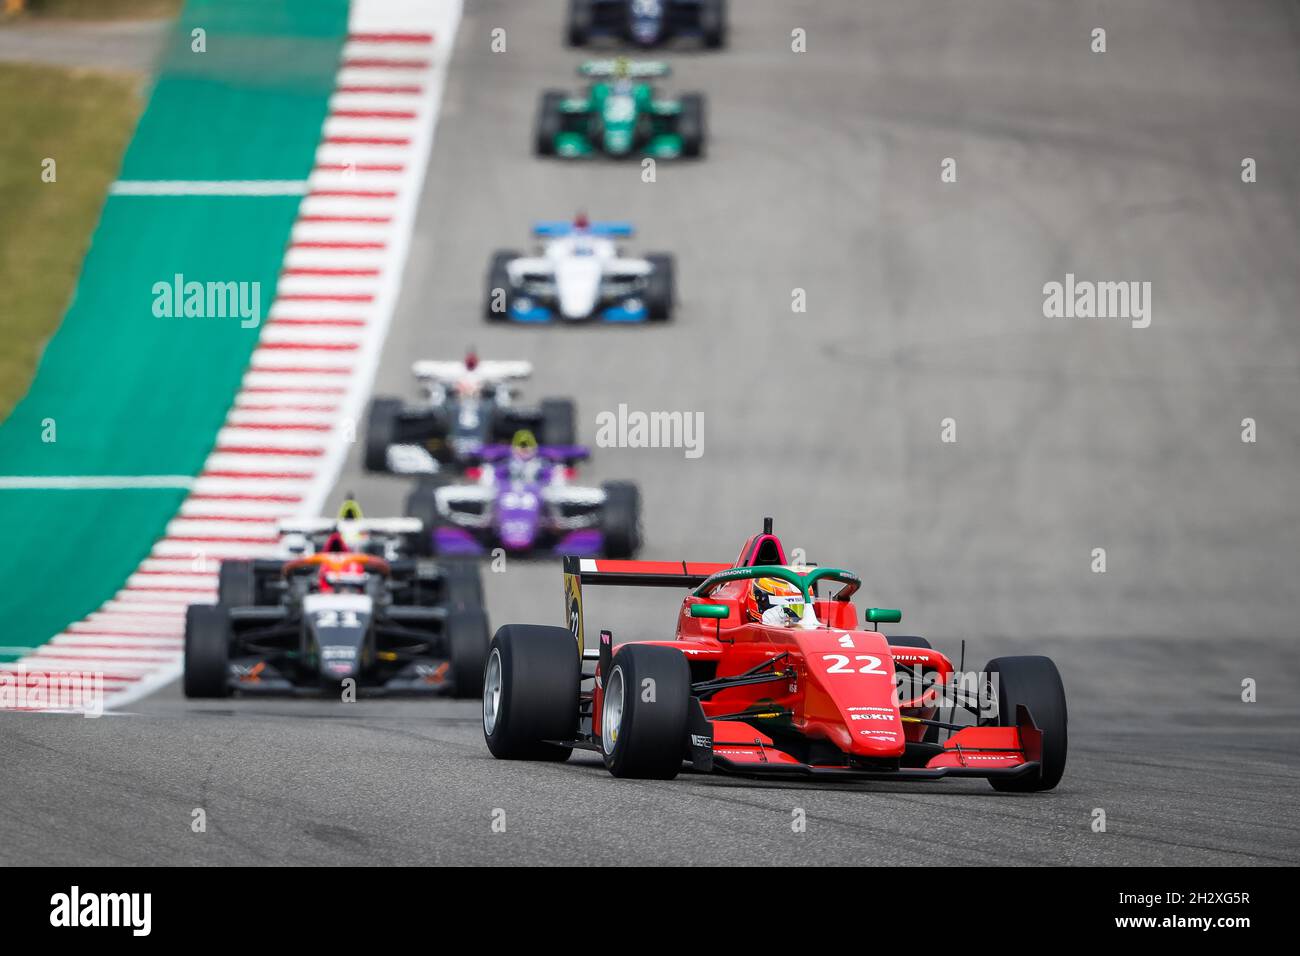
[561,556,732,657]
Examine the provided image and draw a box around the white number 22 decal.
[822,654,887,675]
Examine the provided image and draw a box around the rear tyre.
[364,397,401,472]
[441,559,484,611]
[448,607,490,699]
[601,644,690,779]
[539,397,577,446]
[184,604,231,699]
[678,93,705,157]
[404,479,445,557]
[483,624,580,761]
[645,254,675,320]
[600,481,641,558]
[982,655,1068,792]
[566,0,592,45]
[535,91,565,156]
[700,0,726,48]
[485,250,519,321]
[217,560,256,607]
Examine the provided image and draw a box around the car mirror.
[690,603,730,620]
[865,607,902,624]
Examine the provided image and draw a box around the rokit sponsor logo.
[49,886,151,936]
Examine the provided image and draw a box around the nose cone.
[556,258,602,318]
[499,508,540,551]
[795,629,907,759]
[603,127,633,155]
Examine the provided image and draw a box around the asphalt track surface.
[4,0,1299,866]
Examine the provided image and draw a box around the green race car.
[534,59,706,159]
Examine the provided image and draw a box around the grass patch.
[9,0,182,19]
[0,62,143,419]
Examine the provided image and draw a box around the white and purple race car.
[403,434,642,559]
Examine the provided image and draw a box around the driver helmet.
[335,496,367,553]
[511,429,539,460]
[746,575,807,627]
[509,430,540,481]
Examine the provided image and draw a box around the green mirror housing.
[690,603,731,620]
[865,607,902,624]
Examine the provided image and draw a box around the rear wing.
[411,359,533,383]
[532,220,634,238]
[562,556,732,656]
[278,517,423,536]
[579,59,670,79]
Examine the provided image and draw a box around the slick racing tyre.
[700,0,726,48]
[483,625,580,761]
[981,655,1068,792]
[441,559,484,612]
[535,91,565,156]
[600,481,642,558]
[184,605,232,699]
[485,250,519,320]
[540,397,577,446]
[601,644,690,779]
[404,479,446,557]
[566,0,592,45]
[448,608,490,699]
[217,560,256,608]
[645,254,675,320]
[678,93,705,157]
[364,397,401,471]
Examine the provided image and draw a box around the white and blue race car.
[485,215,675,323]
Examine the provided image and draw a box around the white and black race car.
[485,216,675,323]
[183,503,489,699]
[364,354,577,474]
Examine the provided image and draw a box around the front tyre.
[483,625,580,761]
[535,91,565,156]
[645,253,675,320]
[485,250,519,321]
[678,93,705,157]
[982,655,1068,792]
[601,644,690,779]
[184,605,231,698]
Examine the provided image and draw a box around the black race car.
[365,355,576,475]
[567,0,725,49]
[183,510,488,699]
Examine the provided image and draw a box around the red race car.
[482,520,1067,791]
